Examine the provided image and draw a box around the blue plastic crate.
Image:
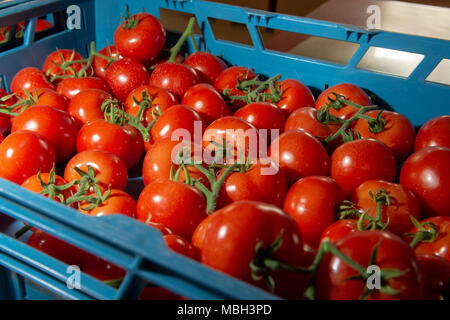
[0,0,448,300]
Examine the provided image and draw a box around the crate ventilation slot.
[258,26,359,65]
[356,47,424,78]
[426,59,450,86]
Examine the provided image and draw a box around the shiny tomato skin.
[330,138,397,195]
[80,189,136,218]
[199,200,304,299]
[284,107,331,141]
[353,110,415,163]
[351,180,421,235]
[268,129,329,185]
[316,230,425,300]
[92,45,120,79]
[181,83,231,125]
[149,62,200,99]
[11,67,56,96]
[151,104,204,144]
[283,176,345,246]
[0,130,55,184]
[164,234,197,260]
[137,179,207,240]
[21,172,74,203]
[142,138,207,187]
[35,90,70,112]
[145,221,173,235]
[12,106,78,163]
[76,120,144,170]
[0,88,15,135]
[414,115,450,152]
[67,89,112,127]
[416,254,450,300]
[214,66,257,110]
[405,216,450,262]
[184,52,228,85]
[217,160,288,208]
[319,219,359,245]
[42,49,92,84]
[105,57,150,102]
[234,102,286,144]
[125,85,178,127]
[315,83,371,119]
[27,229,84,266]
[114,12,166,64]
[57,77,111,100]
[266,79,315,116]
[202,116,259,164]
[64,150,128,192]
[400,147,450,217]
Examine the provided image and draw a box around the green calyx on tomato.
[120,5,141,30]
[100,95,159,143]
[45,47,94,83]
[404,216,440,249]
[338,188,391,231]
[0,89,37,116]
[248,229,409,300]
[223,73,283,105]
[317,92,386,143]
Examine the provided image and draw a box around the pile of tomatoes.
[0,11,449,300]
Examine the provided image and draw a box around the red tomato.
[151,104,204,144]
[352,110,415,163]
[181,83,231,125]
[67,89,113,127]
[330,138,396,195]
[202,116,260,164]
[114,12,166,64]
[80,189,136,218]
[27,229,84,266]
[414,115,450,152]
[284,107,331,141]
[145,221,173,236]
[57,77,111,100]
[0,87,15,135]
[400,147,450,217]
[0,130,55,184]
[42,49,93,84]
[217,160,288,208]
[149,62,200,99]
[12,106,78,163]
[320,219,360,244]
[76,120,144,170]
[405,216,450,262]
[81,254,126,282]
[124,85,178,127]
[350,180,421,235]
[265,79,315,116]
[105,57,150,102]
[64,150,128,192]
[214,66,257,110]
[315,83,371,120]
[35,90,69,112]
[268,129,329,185]
[142,138,207,187]
[21,172,74,203]
[191,213,214,259]
[416,254,450,300]
[234,102,285,145]
[164,234,197,260]
[92,45,120,79]
[137,179,207,240]
[315,231,424,300]
[198,200,304,299]
[11,67,56,96]
[139,286,181,300]
[184,52,227,85]
[283,176,345,246]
